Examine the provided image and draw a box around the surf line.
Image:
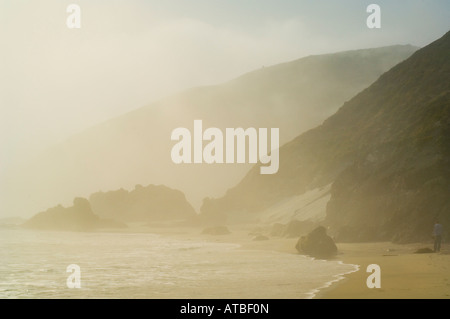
[170,120,279,174]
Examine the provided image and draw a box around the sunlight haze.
[1,0,449,218]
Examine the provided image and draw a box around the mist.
[1,0,449,218]
[1,1,450,302]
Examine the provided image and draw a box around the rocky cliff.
[201,31,450,243]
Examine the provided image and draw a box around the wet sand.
[122,224,450,299]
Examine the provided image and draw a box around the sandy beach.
[141,223,450,299]
[317,242,450,299]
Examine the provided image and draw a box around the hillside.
[4,45,417,217]
[200,31,450,243]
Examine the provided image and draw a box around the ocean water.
[0,229,357,299]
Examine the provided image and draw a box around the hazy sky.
[1,0,449,176]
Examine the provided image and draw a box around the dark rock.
[202,226,231,235]
[296,226,337,259]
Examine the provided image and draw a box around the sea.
[0,228,358,299]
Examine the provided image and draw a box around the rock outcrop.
[296,226,337,259]
[89,184,197,223]
[22,197,123,231]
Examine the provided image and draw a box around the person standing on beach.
[433,220,443,253]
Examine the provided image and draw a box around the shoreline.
[141,224,450,299]
[308,260,360,299]
[139,224,362,299]
[11,224,450,299]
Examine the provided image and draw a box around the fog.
[1,0,449,218]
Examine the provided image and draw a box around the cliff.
[200,31,450,243]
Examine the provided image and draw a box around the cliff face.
[89,184,197,222]
[201,31,450,243]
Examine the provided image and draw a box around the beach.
[317,242,450,299]
[2,224,448,299]
[1,226,352,299]
[144,224,450,299]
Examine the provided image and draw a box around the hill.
[200,31,450,243]
[3,45,417,217]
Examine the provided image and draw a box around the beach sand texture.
[145,225,450,299]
